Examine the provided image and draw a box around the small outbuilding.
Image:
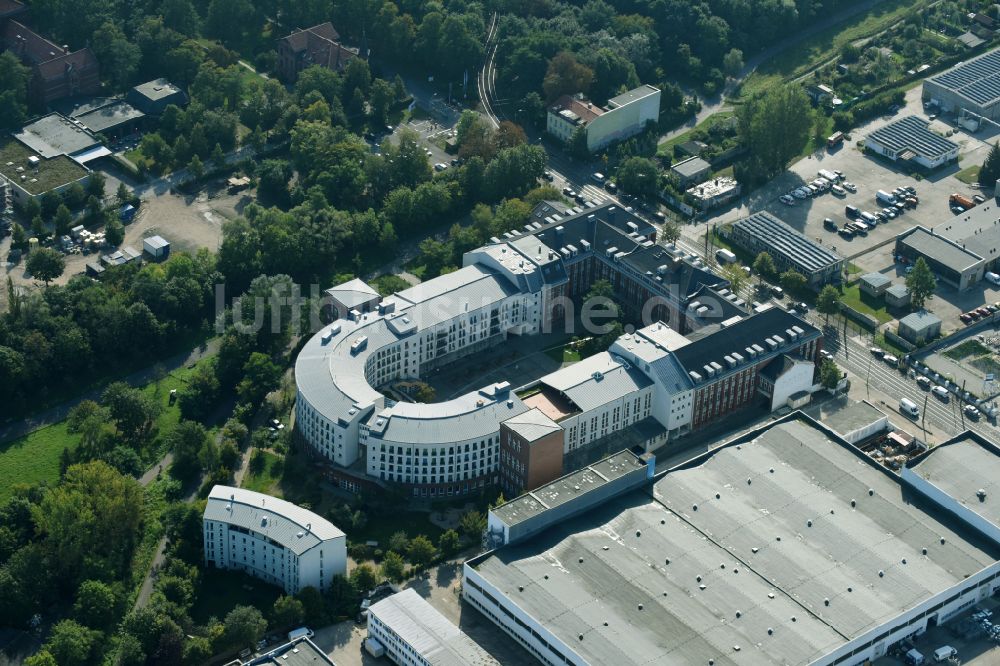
[143,235,170,259]
[885,283,911,308]
[127,79,188,116]
[898,310,942,345]
[670,156,711,187]
[859,272,891,297]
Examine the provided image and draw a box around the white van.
[899,397,920,418]
[876,189,897,205]
[986,271,1000,286]
[860,211,878,225]
[932,646,956,662]
[715,248,737,264]
[905,648,925,666]
[288,627,314,642]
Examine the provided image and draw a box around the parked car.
[839,227,855,239]
[916,376,931,390]
[562,186,573,196]
[932,385,950,401]
[843,181,857,192]
[965,405,981,420]
[904,186,916,196]
[605,181,618,193]
[977,306,991,318]
[968,310,981,321]
[961,313,973,324]
[974,194,986,204]
[542,170,554,181]
[883,354,899,367]
[823,218,838,231]
[834,170,845,180]
[870,347,884,358]
[771,286,785,299]
[883,207,897,219]
[780,194,796,205]
[831,184,846,196]
[792,188,808,199]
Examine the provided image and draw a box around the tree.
[23,652,58,666]
[271,595,305,628]
[737,84,812,178]
[543,52,593,102]
[982,142,1000,187]
[256,159,292,206]
[906,257,937,309]
[105,218,125,246]
[660,220,681,244]
[10,222,26,249]
[721,263,747,296]
[350,563,378,593]
[42,619,100,666]
[753,251,776,282]
[820,358,841,389]
[73,579,118,629]
[381,551,406,582]
[188,155,205,179]
[101,381,159,443]
[178,360,221,421]
[388,531,409,553]
[407,535,436,567]
[87,171,106,199]
[723,48,744,77]
[0,52,29,128]
[116,182,134,208]
[26,248,65,285]
[91,22,141,89]
[439,529,460,556]
[459,510,486,539]
[222,605,267,650]
[616,157,660,199]
[236,352,282,405]
[816,285,841,324]
[779,270,807,295]
[54,204,73,236]
[168,420,211,480]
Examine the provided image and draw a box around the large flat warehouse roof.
[897,226,984,273]
[470,418,1000,666]
[908,433,1000,530]
[867,115,959,160]
[928,48,1000,107]
[732,211,842,274]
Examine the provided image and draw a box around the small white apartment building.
[203,485,346,595]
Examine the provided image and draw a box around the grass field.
[739,0,929,99]
[944,340,991,361]
[657,111,735,158]
[545,344,582,364]
[839,283,894,324]
[350,511,445,549]
[0,357,213,503]
[0,423,79,503]
[955,164,981,186]
[241,450,283,494]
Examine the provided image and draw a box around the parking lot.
[873,600,1000,666]
[697,85,1000,334]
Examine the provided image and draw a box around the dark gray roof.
[76,100,144,133]
[670,156,711,178]
[673,306,819,380]
[898,226,984,273]
[860,272,891,288]
[928,48,1000,106]
[472,418,1000,666]
[14,113,99,158]
[867,116,959,160]
[733,211,842,274]
[248,638,335,666]
[899,310,941,329]
[886,283,909,297]
[813,400,888,439]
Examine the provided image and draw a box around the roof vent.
[977,488,987,501]
[297,531,305,538]
[261,517,268,527]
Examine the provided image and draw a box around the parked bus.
[827,131,845,149]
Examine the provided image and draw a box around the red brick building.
[498,408,564,496]
[1,16,100,107]
[276,22,360,83]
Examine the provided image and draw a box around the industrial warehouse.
[924,47,1000,120]
[463,415,1000,666]
[728,211,845,287]
[864,116,960,170]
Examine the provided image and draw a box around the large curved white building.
[203,485,346,594]
[294,201,819,498]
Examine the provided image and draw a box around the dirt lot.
[1,175,250,297]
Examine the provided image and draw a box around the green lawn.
[545,344,582,364]
[657,111,735,158]
[839,283,894,324]
[349,511,445,549]
[739,0,930,99]
[241,450,283,494]
[0,423,79,503]
[190,567,282,625]
[955,164,981,186]
[0,356,213,502]
[944,340,991,361]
